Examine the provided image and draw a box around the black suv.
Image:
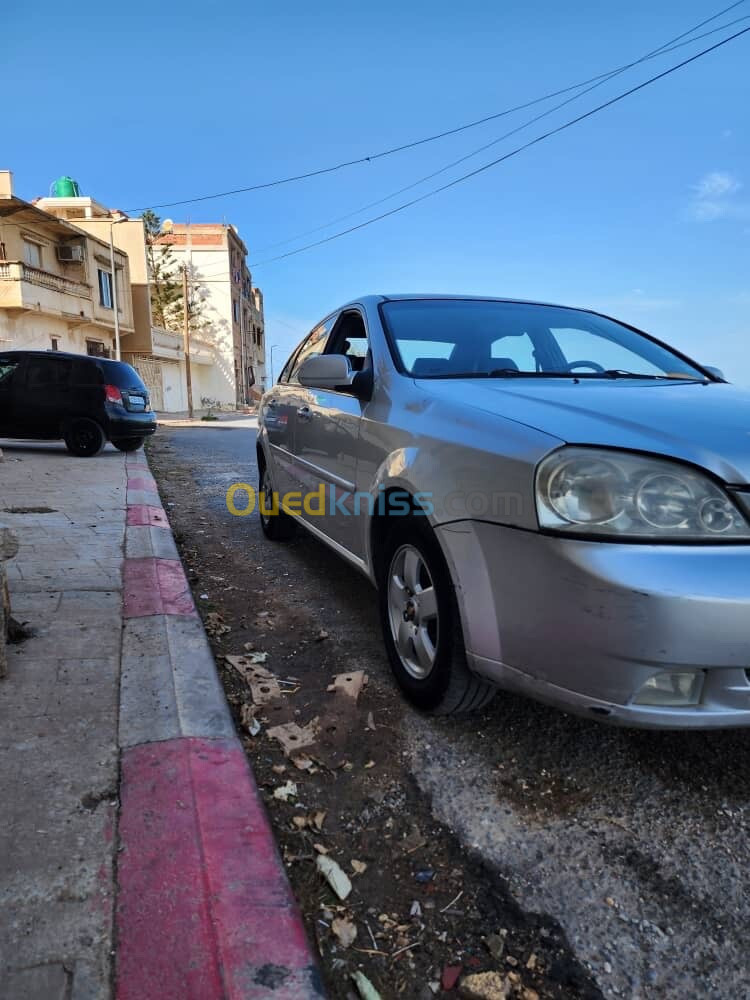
[0,351,157,457]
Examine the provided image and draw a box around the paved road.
[155,422,750,999]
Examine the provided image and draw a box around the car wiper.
[598,370,707,381]
[486,369,574,378]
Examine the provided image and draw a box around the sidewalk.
[0,441,320,1000]
[156,411,258,429]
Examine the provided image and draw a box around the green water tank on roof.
[51,176,81,198]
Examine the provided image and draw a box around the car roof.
[341,293,590,312]
[0,350,128,367]
[0,349,93,361]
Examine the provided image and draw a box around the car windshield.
[380,299,706,380]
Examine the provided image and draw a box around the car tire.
[377,515,495,715]
[111,437,145,453]
[258,463,296,541]
[63,418,107,458]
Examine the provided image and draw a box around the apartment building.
[35,188,190,411]
[3,169,267,413]
[158,223,267,407]
[0,171,133,357]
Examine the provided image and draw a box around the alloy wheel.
[386,543,439,680]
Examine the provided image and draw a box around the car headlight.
[535,447,750,540]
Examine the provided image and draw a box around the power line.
[249,25,750,267]
[125,1,746,213]
[253,12,750,255]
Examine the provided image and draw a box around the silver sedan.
[258,295,750,728]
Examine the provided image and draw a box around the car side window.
[26,357,73,387]
[72,359,102,385]
[278,352,298,385]
[287,318,336,383]
[326,310,369,371]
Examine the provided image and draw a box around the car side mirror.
[298,353,371,398]
[703,365,726,382]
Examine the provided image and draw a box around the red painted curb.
[117,738,322,1000]
[123,557,197,618]
[127,504,170,528]
[127,475,158,493]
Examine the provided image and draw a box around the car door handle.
[297,405,312,421]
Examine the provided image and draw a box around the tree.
[143,209,183,332]
[143,210,210,338]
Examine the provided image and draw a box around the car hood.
[420,378,750,485]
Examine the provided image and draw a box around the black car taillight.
[104,384,123,404]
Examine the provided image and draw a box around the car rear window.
[98,360,148,391]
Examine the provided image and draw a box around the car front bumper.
[436,520,750,728]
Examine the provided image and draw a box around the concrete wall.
[0,310,121,355]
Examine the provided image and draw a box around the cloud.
[689,170,750,222]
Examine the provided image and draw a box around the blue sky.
[5,0,749,382]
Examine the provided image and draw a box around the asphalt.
[155,422,750,1000]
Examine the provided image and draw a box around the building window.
[232,299,240,323]
[50,337,59,351]
[98,268,113,309]
[86,339,110,358]
[23,240,42,268]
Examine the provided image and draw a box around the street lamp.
[109,217,127,361]
[269,344,280,387]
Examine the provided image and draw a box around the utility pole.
[182,266,194,418]
[109,223,121,360]
[239,284,247,407]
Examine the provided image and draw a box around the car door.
[17,355,74,438]
[291,308,370,556]
[261,317,336,497]
[0,356,24,437]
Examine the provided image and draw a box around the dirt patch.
[2,506,57,514]
[147,433,601,999]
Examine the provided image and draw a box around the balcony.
[151,325,184,360]
[0,260,92,318]
[0,261,91,298]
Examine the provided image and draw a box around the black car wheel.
[258,463,296,541]
[377,516,495,715]
[112,437,145,453]
[63,418,106,458]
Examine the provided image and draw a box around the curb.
[116,450,324,999]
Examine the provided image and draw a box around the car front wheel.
[377,517,495,715]
[111,437,145,453]
[258,463,296,541]
[63,418,106,458]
